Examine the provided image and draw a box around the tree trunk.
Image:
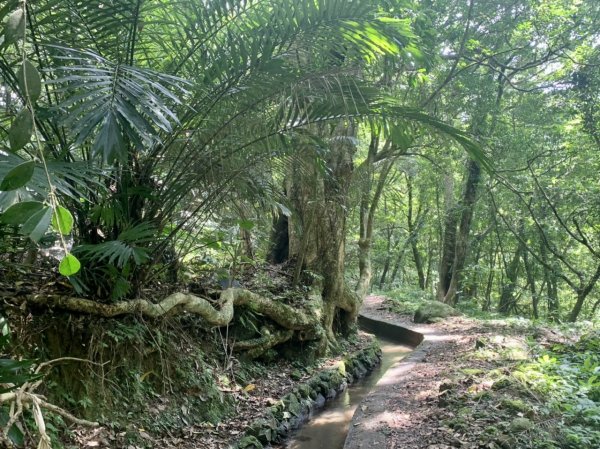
[389,240,410,287]
[523,251,540,319]
[442,159,481,304]
[406,174,425,290]
[498,227,525,314]
[286,122,360,348]
[483,246,496,312]
[437,174,458,299]
[568,263,600,322]
[356,138,395,299]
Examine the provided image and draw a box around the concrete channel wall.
[343,313,429,449]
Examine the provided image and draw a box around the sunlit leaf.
[59,253,81,276]
[52,205,74,235]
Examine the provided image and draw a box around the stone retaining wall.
[231,340,383,449]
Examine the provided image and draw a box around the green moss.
[500,398,533,416]
[413,301,461,324]
[509,417,534,433]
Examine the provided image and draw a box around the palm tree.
[1,0,487,346]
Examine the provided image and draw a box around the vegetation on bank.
[385,292,600,449]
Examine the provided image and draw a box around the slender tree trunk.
[389,242,409,287]
[406,174,425,290]
[569,263,600,322]
[438,174,458,299]
[424,233,434,290]
[443,159,481,304]
[378,218,395,288]
[523,251,541,319]
[498,238,524,314]
[356,134,395,299]
[483,242,497,312]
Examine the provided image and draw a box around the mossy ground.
[381,293,600,449]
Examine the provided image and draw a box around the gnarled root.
[234,328,295,359]
[19,288,317,330]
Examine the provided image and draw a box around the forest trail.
[345,295,560,449]
[345,295,483,449]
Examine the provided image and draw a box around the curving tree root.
[13,287,324,340]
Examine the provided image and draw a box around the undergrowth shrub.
[513,331,600,448]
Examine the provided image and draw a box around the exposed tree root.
[0,358,98,448]
[234,328,295,359]
[18,288,316,328]
[12,288,325,345]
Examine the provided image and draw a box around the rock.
[353,361,368,379]
[509,417,534,433]
[247,416,278,443]
[326,388,337,399]
[413,301,460,324]
[314,393,326,409]
[284,393,301,417]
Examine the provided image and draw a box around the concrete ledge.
[358,314,424,347]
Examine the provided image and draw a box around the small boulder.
[413,301,460,324]
[509,417,534,433]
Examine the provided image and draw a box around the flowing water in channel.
[283,337,412,449]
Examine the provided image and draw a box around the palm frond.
[75,222,155,268]
[48,47,189,162]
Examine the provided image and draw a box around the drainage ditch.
[233,316,422,449]
[281,336,412,449]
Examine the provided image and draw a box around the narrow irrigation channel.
[281,317,422,449]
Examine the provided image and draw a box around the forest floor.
[65,333,376,449]
[354,295,597,449]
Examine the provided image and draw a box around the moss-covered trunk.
[281,122,360,349]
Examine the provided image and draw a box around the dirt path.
[345,295,503,449]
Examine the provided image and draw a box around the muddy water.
[283,337,412,449]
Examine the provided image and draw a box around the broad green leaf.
[0,201,44,225]
[17,59,42,104]
[59,253,81,276]
[21,206,52,242]
[238,219,255,231]
[8,109,34,152]
[0,161,35,191]
[3,9,24,46]
[52,205,74,235]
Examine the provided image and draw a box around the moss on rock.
[413,300,461,324]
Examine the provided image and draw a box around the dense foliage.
[0,0,599,447]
